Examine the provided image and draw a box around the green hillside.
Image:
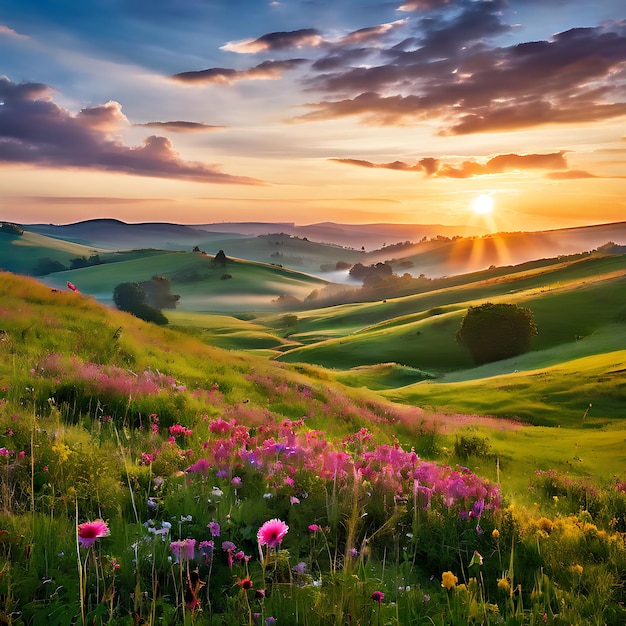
[39,251,330,312]
[0,230,104,274]
[274,253,626,371]
[1,271,626,624]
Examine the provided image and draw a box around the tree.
[213,250,228,267]
[33,257,67,275]
[456,302,537,365]
[113,282,168,325]
[139,275,180,309]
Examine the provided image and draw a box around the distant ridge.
[27,219,240,250]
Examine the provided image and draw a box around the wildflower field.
[0,272,625,625]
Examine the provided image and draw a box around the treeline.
[33,254,105,276]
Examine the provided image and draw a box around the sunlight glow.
[472,194,494,215]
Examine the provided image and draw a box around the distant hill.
[193,221,486,249]
[27,218,243,251]
[372,221,626,277]
[16,218,626,282]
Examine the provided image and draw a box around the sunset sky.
[1,0,625,233]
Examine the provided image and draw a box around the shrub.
[456,302,538,365]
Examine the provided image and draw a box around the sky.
[0,0,625,233]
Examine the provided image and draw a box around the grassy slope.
[38,252,330,312]
[274,254,625,369]
[1,271,625,508]
[193,233,365,274]
[267,253,625,426]
[0,231,104,273]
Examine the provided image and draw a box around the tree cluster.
[113,276,180,325]
[0,222,24,235]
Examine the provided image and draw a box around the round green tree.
[456,302,537,365]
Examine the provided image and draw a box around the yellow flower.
[497,577,511,592]
[441,571,458,590]
[492,529,500,539]
[571,564,583,577]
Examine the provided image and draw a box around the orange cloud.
[332,151,570,178]
[135,121,226,133]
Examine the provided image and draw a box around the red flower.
[240,578,253,590]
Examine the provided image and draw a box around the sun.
[471,194,494,215]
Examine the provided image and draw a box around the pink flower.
[308,524,319,533]
[170,538,196,562]
[257,518,289,548]
[371,590,384,604]
[77,520,110,548]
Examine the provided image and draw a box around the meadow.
[0,222,625,624]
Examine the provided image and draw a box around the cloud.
[17,196,174,205]
[298,18,626,133]
[397,0,453,11]
[135,121,226,133]
[545,170,598,180]
[172,59,307,84]
[0,24,30,39]
[332,151,570,178]
[337,20,408,46]
[221,29,322,53]
[0,76,263,185]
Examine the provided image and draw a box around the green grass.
[40,252,329,312]
[2,270,626,624]
[275,255,625,372]
[383,350,626,426]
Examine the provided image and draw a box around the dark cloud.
[221,28,322,53]
[332,151,569,178]
[135,121,226,133]
[298,20,626,133]
[172,59,307,84]
[0,77,263,184]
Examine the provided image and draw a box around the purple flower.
[169,538,196,563]
[208,521,221,537]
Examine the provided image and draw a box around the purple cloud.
[221,29,322,53]
[0,77,263,184]
[172,59,307,84]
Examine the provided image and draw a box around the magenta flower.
[77,520,110,548]
[257,518,289,548]
[371,590,385,604]
[308,524,319,533]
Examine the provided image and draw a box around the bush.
[456,302,538,365]
[113,282,168,325]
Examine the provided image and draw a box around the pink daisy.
[77,520,110,548]
[257,518,289,548]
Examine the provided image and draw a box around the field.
[0,222,625,625]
